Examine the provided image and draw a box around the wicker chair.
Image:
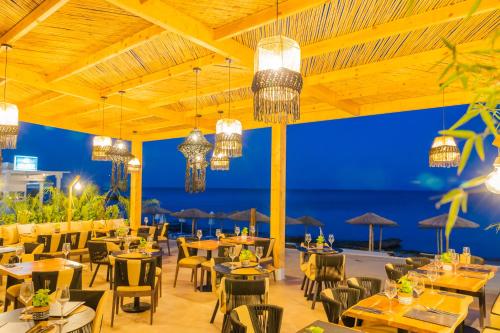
[347,277,382,299]
[471,255,485,265]
[210,277,269,333]
[70,289,108,333]
[384,263,411,281]
[88,241,114,288]
[174,237,207,291]
[490,292,500,329]
[201,244,241,289]
[111,257,156,326]
[405,257,431,268]
[157,223,171,255]
[305,254,346,309]
[32,266,83,293]
[320,287,359,326]
[254,239,276,281]
[230,304,283,333]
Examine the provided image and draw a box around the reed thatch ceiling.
[0,0,498,141]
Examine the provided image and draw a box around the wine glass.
[19,281,34,308]
[462,246,471,264]
[427,267,438,294]
[434,254,442,270]
[228,246,237,269]
[451,252,459,275]
[15,245,24,263]
[124,235,131,253]
[249,225,256,237]
[305,233,312,248]
[255,246,264,269]
[196,229,203,242]
[215,229,221,242]
[62,243,71,260]
[413,277,425,304]
[235,226,240,237]
[55,285,70,325]
[384,280,397,314]
[328,234,335,248]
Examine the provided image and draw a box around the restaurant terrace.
[0,0,498,332]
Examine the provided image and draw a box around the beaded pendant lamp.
[429,90,460,168]
[485,152,500,194]
[127,156,141,173]
[215,59,242,157]
[178,68,213,193]
[91,97,112,161]
[210,150,230,171]
[0,44,19,149]
[252,1,302,124]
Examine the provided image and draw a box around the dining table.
[0,258,83,280]
[343,288,473,333]
[296,320,361,333]
[415,262,497,328]
[186,239,224,292]
[223,236,269,247]
[0,306,95,333]
[213,261,275,279]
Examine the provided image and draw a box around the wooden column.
[270,123,286,280]
[130,140,143,231]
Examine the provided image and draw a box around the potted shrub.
[316,235,325,249]
[241,227,248,241]
[441,252,453,271]
[239,249,252,267]
[397,277,413,305]
[32,289,50,321]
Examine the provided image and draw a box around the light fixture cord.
[195,69,199,128]
[3,45,8,108]
[228,59,231,118]
[119,92,124,139]
[101,97,106,135]
[441,88,445,131]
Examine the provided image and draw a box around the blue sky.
[4,104,497,191]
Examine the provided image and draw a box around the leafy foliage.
[32,289,50,307]
[398,276,413,294]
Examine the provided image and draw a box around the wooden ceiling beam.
[301,0,498,59]
[214,0,329,40]
[0,0,69,45]
[17,92,64,110]
[303,85,360,116]
[104,0,254,68]
[47,25,164,82]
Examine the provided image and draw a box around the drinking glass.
[434,254,442,270]
[235,226,240,237]
[384,280,397,313]
[328,234,335,248]
[451,252,459,275]
[462,246,471,264]
[427,267,438,294]
[228,246,237,269]
[55,286,70,325]
[255,246,264,269]
[124,235,131,253]
[44,279,51,290]
[19,281,34,307]
[463,247,470,255]
[196,229,203,242]
[215,229,221,242]
[413,277,425,303]
[250,226,256,237]
[15,245,24,263]
[62,243,71,260]
[305,233,312,248]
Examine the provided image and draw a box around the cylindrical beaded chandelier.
[0,44,19,149]
[127,156,141,173]
[252,3,302,124]
[92,97,112,161]
[178,68,213,193]
[210,150,230,171]
[215,59,242,157]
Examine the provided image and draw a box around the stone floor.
[1,243,498,332]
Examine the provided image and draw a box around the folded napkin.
[415,269,444,275]
[404,308,457,327]
[352,305,383,314]
[459,266,491,274]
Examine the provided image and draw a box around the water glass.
[384,280,397,313]
[462,246,471,264]
[62,243,71,260]
[413,277,425,302]
[249,225,256,237]
[55,286,70,325]
[451,252,459,274]
[215,229,221,242]
[235,226,240,237]
[434,254,442,270]
[19,281,34,306]
[228,246,237,269]
[328,234,335,248]
[255,246,264,268]
[427,267,438,294]
[305,233,312,248]
[196,229,203,242]
[15,245,24,263]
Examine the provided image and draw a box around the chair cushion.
[35,223,55,235]
[17,224,35,235]
[201,260,213,269]
[483,329,500,333]
[19,234,37,243]
[491,292,500,329]
[7,284,21,297]
[93,220,106,231]
[158,236,167,241]
[1,225,19,245]
[117,286,152,292]
[80,221,93,232]
[179,256,206,266]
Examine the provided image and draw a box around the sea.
[143,187,500,260]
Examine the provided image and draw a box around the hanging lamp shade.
[0,102,19,149]
[178,128,213,193]
[210,150,230,171]
[108,139,132,164]
[429,135,461,167]
[127,155,141,173]
[92,135,112,161]
[252,35,303,124]
[485,155,500,194]
[215,118,242,157]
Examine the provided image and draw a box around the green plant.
[441,252,452,263]
[435,18,498,245]
[139,237,147,248]
[32,289,50,307]
[316,235,325,244]
[398,277,413,294]
[239,249,252,261]
[241,227,248,235]
[306,326,324,333]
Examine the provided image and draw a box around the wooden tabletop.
[99,236,142,243]
[186,240,221,251]
[296,321,361,333]
[343,289,473,333]
[224,236,269,246]
[0,306,94,333]
[417,263,497,292]
[214,262,275,277]
[0,258,83,280]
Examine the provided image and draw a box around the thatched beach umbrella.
[297,216,324,234]
[418,214,479,254]
[142,206,171,215]
[171,208,210,236]
[228,209,269,235]
[346,213,398,252]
